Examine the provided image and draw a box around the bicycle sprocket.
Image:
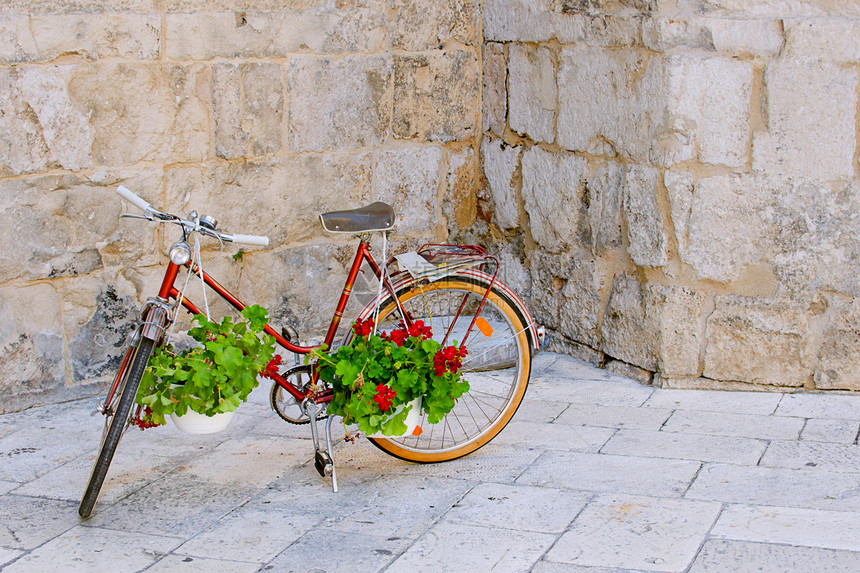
[269,364,327,424]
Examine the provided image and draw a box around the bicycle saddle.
[320,202,395,233]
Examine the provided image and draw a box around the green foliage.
[312,320,470,436]
[232,249,244,262]
[136,305,276,425]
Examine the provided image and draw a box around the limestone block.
[165,154,373,248]
[784,20,860,63]
[481,137,520,230]
[653,286,707,377]
[600,274,659,371]
[557,47,651,161]
[213,63,283,159]
[67,63,210,166]
[287,55,391,152]
[442,145,477,237]
[5,14,161,63]
[552,13,643,46]
[373,147,443,237]
[495,244,531,301]
[65,280,138,384]
[815,298,860,390]
[586,162,624,255]
[482,42,506,136]
[388,0,478,50]
[509,44,556,144]
[483,0,555,42]
[3,1,156,14]
[771,180,860,297]
[683,0,860,18]
[392,51,479,143]
[559,257,605,348]
[0,66,93,175]
[704,296,813,387]
[643,18,783,57]
[753,59,857,181]
[682,174,771,283]
[166,9,385,59]
[239,244,358,337]
[0,282,65,410]
[664,170,694,254]
[521,146,588,252]
[624,164,668,268]
[0,173,161,284]
[649,55,752,168]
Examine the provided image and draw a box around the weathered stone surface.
[66,283,137,384]
[2,1,156,14]
[0,66,94,175]
[665,170,694,253]
[287,55,391,152]
[753,58,857,180]
[166,9,385,59]
[442,145,477,238]
[604,359,652,384]
[771,180,860,296]
[690,540,860,573]
[585,162,624,254]
[481,137,520,230]
[0,174,162,284]
[557,46,650,160]
[814,297,860,391]
[521,146,587,251]
[558,257,605,348]
[655,287,707,377]
[482,42,506,135]
[784,19,860,63]
[374,147,443,237]
[239,244,364,337]
[704,296,813,387]
[392,50,479,143]
[508,43,556,144]
[624,164,668,268]
[389,0,478,50]
[67,63,210,166]
[600,274,660,371]
[213,63,283,159]
[0,283,64,412]
[683,0,860,18]
[165,154,373,248]
[649,55,753,168]
[483,0,555,42]
[682,174,771,283]
[644,17,784,57]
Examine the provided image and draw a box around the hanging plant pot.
[170,409,236,434]
[367,397,424,438]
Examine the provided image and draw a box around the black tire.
[79,337,155,518]
[363,276,531,463]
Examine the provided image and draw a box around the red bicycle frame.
[153,237,404,403]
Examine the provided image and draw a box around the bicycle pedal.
[314,450,333,477]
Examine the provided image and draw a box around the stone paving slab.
[2,351,860,572]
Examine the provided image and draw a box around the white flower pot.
[171,408,236,434]
[368,397,423,438]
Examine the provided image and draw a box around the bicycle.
[79,185,543,518]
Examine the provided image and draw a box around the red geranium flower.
[433,345,468,376]
[352,317,374,338]
[260,354,282,380]
[373,384,397,412]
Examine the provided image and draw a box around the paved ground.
[2,352,860,572]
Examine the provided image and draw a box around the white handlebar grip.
[231,234,269,247]
[116,186,152,212]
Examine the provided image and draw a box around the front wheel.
[79,337,155,518]
[366,276,531,463]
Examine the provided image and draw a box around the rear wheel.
[367,276,530,462]
[79,337,155,518]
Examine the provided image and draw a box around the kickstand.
[305,401,338,493]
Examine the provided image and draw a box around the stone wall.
[479,0,860,391]
[0,1,481,412]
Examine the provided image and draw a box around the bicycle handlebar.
[115,186,269,247]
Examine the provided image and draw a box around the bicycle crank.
[270,365,327,424]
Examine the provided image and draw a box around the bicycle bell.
[199,214,218,230]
